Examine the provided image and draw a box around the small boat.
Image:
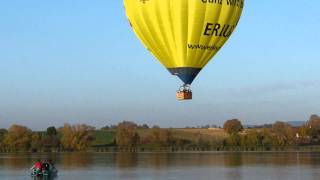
[31,167,58,178]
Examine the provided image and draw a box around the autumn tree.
[307,114,320,137]
[271,121,294,146]
[149,127,174,146]
[260,129,274,146]
[210,136,225,146]
[60,123,95,151]
[3,125,32,151]
[241,130,262,146]
[226,133,241,146]
[196,133,210,146]
[297,125,311,145]
[115,121,140,147]
[299,126,310,137]
[60,123,73,150]
[71,124,95,150]
[223,119,243,135]
[309,114,320,127]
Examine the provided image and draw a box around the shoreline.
[2,145,320,153]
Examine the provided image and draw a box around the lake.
[0,152,320,180]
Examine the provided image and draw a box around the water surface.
[0,152,320,180]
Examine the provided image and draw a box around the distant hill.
[243,121,306,129]
[286,121,306,127]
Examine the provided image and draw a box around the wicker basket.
[176,91,192,100]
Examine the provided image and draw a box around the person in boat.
[44,159,57,170]
[31,159,43,174]
[42,160,50,171]
[48,159,55,169]
[42,159,58,176]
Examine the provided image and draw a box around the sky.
[0,1,320,130]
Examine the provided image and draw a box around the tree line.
[0,124,94,152]
[1,114,320,152]
[114,114,320,147]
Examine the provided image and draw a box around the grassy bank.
[83,128,320,153]
[90,128,228,147]
[91,145,320,153]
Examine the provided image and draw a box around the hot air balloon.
[124,0,244,100]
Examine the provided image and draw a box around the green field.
[90,128,227,146]
[90,130,115,146]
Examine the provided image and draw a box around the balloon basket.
[176,85,192,100]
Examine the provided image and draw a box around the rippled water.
[0,152,320,180]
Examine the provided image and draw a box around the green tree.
[46,126,58,136]
[43,126,60,150]
[223,119,243,135]
[31,132,43,152]
[116,121,140,147]
[0,129,8,148]
[141,124,149,129]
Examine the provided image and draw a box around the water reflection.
[59,153,93,169]
[224,153,243,167]
[0,153,30,169]
[0,152,320,180]
[115,153,138,169]
[1,152,320,169]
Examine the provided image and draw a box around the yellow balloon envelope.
[124,0,244,86]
